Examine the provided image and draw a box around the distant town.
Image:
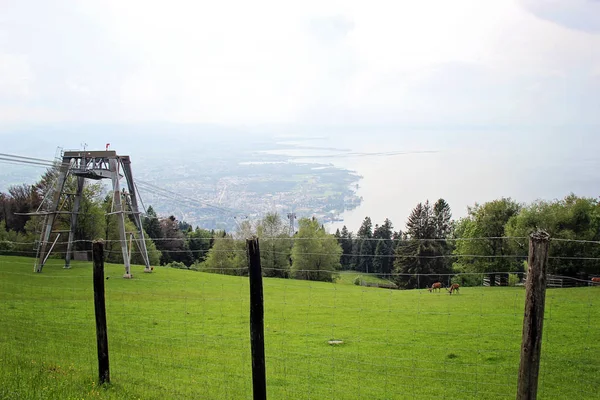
[136,157,362,230]
[0,134,363,231]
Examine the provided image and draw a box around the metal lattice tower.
[33,150,151,277]
[287,212,296,236]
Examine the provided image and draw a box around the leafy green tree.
[102,195,161,266]
[0,220,30,255]
[0,221,12,252]
[201,233,247,275]
[453,198,521,273]
[291,217,342,282]
[235,219,255,240]
[73,183,105,251]
[0,184,42,233]
[156,216,194,266]
[256,213,292,278]
[505,194,600,277]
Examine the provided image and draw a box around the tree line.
[2,168,600,285]
[0,168,342,281]
[339,196,600,288]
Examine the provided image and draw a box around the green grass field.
[1,256,599,399]
[336,271,396,286]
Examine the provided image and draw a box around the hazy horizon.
[1,0,599,231]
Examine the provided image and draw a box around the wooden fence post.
[517,231,550,400]
[247,238,267,400]
[93,240,110,384]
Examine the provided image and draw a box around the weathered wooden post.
[517,230,550,400]
[247,238,267,400]
[92,240,110,384]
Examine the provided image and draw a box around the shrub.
[508,273,520,287]
[165,261,188,270]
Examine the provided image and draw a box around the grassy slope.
[0,256,598,399]
[336,271,396,286]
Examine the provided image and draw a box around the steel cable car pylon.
[34,150,151,278]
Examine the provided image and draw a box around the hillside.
[1,256,598,399]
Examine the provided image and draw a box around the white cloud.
[519,0,600,33]
[0,54,35,100]
[1,0,599,125]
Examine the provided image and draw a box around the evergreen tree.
[143,206,162,240]
[406,201,434,239]
[395,201,453,288]
[357,239,374,273]
[432,199,454,278]
[156,215,194,266]
[356,216,374,273]
[338,225,354,269]
[357,216,373,238]
[373,218,394,275]
[187,227,213,263]
[433,199,453,239]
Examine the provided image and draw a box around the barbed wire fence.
[1,234,599,399]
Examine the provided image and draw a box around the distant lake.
[268,128,600,234]
[1,125,598,234]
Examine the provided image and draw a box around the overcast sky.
[1,0,599,127]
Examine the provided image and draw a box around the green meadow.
[1,256,598,399]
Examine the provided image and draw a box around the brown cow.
[428,282,442,292]
[447,283,460,294]
[592,277,600,286]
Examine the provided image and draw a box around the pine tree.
[357,239,374,273]
[373,218,394,275]
[187,227,213,263]
[339,225,353,269]
[406,201,434,239]
[433,199,452,239]
[143,206,162,240]
[356,216,374,273]
[156,215,194,266]
[357,216,373,238]
[395,201,453,288]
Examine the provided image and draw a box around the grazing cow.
[447,283,460,294]
[592,277,600,286]
[428,282,442,292]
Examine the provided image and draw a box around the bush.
[452,263,484,287]
[508,273,520,287]
[165,261,188,270]
[353,276,363,286]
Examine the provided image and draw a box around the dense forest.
[2,168,600,286]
